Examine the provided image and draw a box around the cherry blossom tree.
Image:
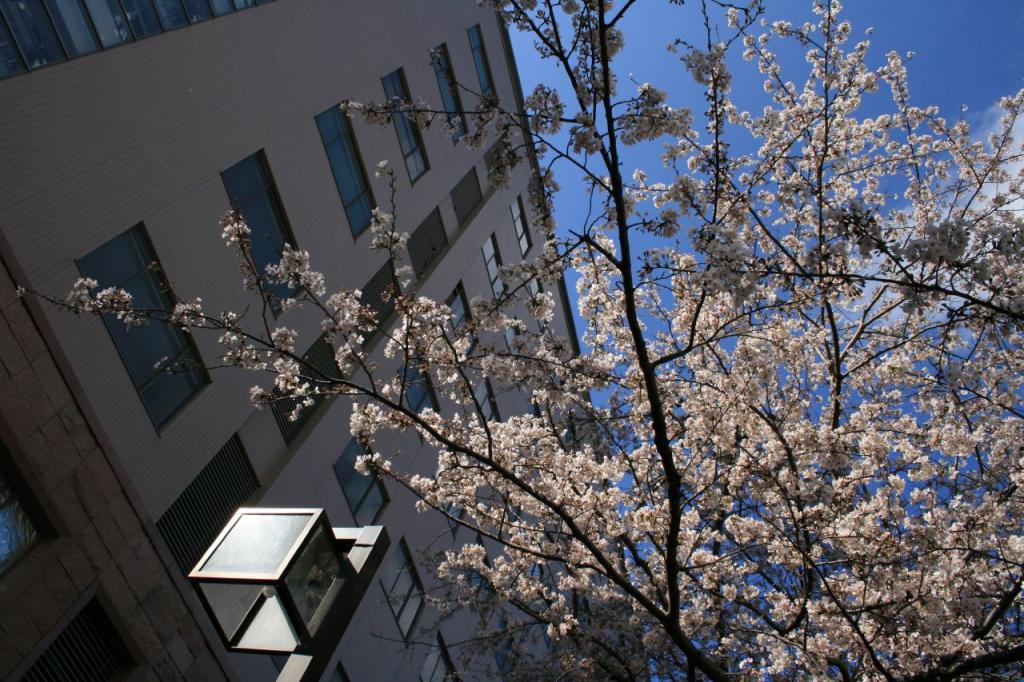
[39,0,1024,679]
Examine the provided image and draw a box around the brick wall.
[0,258,228,682]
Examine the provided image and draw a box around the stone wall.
[0,257,229,682]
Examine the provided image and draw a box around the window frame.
[77,223,209,430]
[511,195,532,256]
[380,539,425,640]
[382,68,430,183]
[472,379,499,422]
[333,438,389,526]
[315,105,377,237]
[402,364,438,415]
[482,234,503,298]
[419,632,457,682]
[431,42,466,142]
[467,23,495,97]
[221,150,298,308]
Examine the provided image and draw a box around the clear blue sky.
[508,1,1024,338]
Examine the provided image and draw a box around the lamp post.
[188,508,389,681]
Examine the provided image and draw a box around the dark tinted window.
[467,24,494,97]
[432,43,465,140]
[334,439,387,526]
[316,106,375,236]
[78,225,208,427]
[222,151,294,301]
[383,68,429,182]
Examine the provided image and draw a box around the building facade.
[0,0,576,680]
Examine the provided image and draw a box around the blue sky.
[508,1,1024,339]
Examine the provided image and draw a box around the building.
[0,0,577,680]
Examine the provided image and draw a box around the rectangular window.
[316,106,376,236]
[23,599,132,682]
[432,43,466,141]
[156,435,258,573]
[80,0,131,47]
[447,283,470,331]
[482,234,503,298]
[0,447,40,576]
[383,68,429,182]
[467,24,494,97]
[78,224,208,428]
[222,151,295,303]
[121,0,161,39]
[420,633,456,682]
[0,0,66,69]
[153,0,188,30]
[0,18,24,77]
[46,0,100,57]
[511,196,531,256]
[334,439,387,526]
[441,501,462,539]
[381,540,424,639]
[403,366,437,414]
[473,380,499,422]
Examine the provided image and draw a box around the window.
[334,438,387,526]
[222,151,295,302]
[403,365,437,414]
[473,380,498,422]
[23,599,132,682]
[78,224,208,428]
[156,435,258,573]
[467,24,495,97]
[381,540,424,639]
[0,446,39,576]
[121,0,161,38]
[482,234,503,297]
[447,283,470,331]
[0,0,246,80]
[441,501,462,538]
[0,0,66,70]
[316,106,376,236]
[511,196,531,256]
[467,534,493,594]
[383,68,429,182]
[420,633,456,682]
[432,43,466,141]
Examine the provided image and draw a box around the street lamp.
[189,508,388,681]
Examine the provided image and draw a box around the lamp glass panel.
[199,581,264,642]
[284,526,343,631]
[235,589,299,653]
[201,512,312,575]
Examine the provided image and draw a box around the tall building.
[0,0,577,680]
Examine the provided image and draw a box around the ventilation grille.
[362,262,398,335]
[23,600,126,682]
[157,435,258,572]
[451,167,483,227]
[407,208,448,279]
[270,334,341,444]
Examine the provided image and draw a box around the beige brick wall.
[0,258,228,681]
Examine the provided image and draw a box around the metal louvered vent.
[407,208,448,279]
[156,435,258,572]
[362,262,398,334]
[270,334,342,444]
[23,600,127,682]
[451,167,483,227]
